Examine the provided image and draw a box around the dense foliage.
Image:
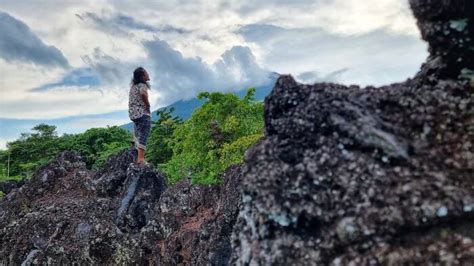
[0,125,131,182]
[61,127,131,168]
[146,108,183,166]
[0,88,265,196]
[162,88,264,184]
[0,124,60,180]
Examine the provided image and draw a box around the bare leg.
[137,148,145,164]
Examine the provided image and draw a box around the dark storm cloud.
[0,11,69,67]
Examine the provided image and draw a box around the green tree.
[31,124,56,138]
[0,150,19,182]
[61,126,131,169]
[5,124,61,178]
[146,107,183,166]
[1,125,132,179]
[163,88,264,184]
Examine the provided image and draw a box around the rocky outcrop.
[1,1,473,265]
[410,0,474,84]
[0,149,242,264]
[152,165,242,265]
[0,179,26,195]
[231,0,474,265]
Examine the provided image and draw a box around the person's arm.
[139,86,151,113]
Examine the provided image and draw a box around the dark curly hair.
[132,67,148,85]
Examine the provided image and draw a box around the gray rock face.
[231,1,474,265]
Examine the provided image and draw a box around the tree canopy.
[0,88,265,193]
[0,125,131,181]
[162,88,264,184]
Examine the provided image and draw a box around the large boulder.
[231,1,474,265]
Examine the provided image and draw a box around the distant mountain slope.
[120,77,277,131]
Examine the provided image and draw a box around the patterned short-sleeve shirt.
[128,83,151,120]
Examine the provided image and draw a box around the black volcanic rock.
[0,149,242,264]
[410,0,474,84]
[115,163,167,232]
[231,1,474,265]
[150,165,243,265]
[232,75,474,265]
[1,1,474,265]
[94,148,137,197]
[0,179,25,195]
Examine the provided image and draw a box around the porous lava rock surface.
[1,0,473,265]
[0,179,26,195]
[0,149,242,265]
[231,0,474,264]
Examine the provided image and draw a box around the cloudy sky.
[0,0,428,149]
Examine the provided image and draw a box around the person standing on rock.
[129,67,152,165]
